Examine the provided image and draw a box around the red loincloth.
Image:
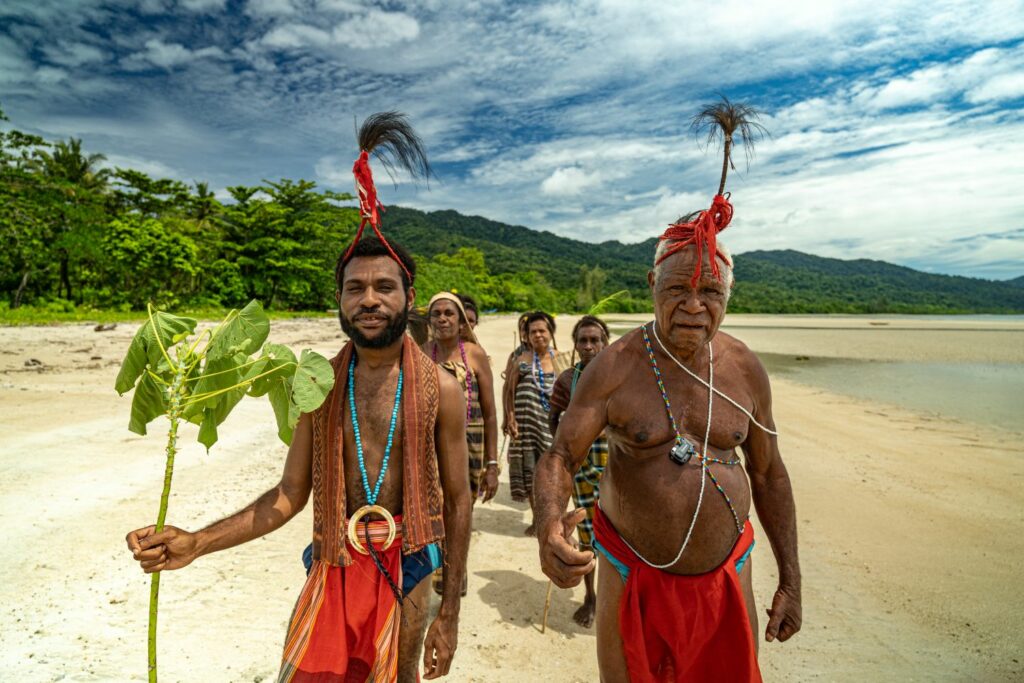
[279,518,404,683]
[592,506,762,683]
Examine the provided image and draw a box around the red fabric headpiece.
[343,150,413,283]
[655,194,734,287]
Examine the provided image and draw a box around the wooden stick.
[541,579,554,633]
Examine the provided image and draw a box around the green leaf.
[247,343,297,397]
[291,350,335,412]
[267,374,300,444]
[197,408,218,450]
[184,353,246,417]
[206,300,269,360]
[115,310,197,395]
[128,373,167,436]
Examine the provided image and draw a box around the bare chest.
[340,369,405,513]
[608,367,753,455]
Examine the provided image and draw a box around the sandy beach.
[1,313,1022,682]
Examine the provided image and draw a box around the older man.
[535,201,801,682]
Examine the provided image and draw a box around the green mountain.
[385,206,1024,314]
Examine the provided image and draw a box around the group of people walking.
[125,111,801,682]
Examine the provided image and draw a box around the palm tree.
[34,138,111,190]
[32,138,111,300]
[691,96,768,196]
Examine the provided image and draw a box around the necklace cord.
[650,322,779,437]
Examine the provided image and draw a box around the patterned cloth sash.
[311,335,445,567]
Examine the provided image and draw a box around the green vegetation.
[3,105,1022,319]
[115,300,334,682]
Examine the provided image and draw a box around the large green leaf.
[184,353,247,418]
[206,300,270,360]
[128,373,167,436]
[115,310,196,394]
[291,350,335,412]
[196,385,246,450]
[247,343,297,397]
[267,374,300,444]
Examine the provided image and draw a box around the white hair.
[653,239,734,296]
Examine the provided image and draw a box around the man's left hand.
[422,613,458,679]
[479,466,499,502]
[765,584,802,642]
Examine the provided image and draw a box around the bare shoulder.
[580,327,645,392]
[466,342,488,366]
[714,331,771,392]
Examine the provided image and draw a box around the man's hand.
[125,525,199,573]
[538,508,595,588]
[422,613,458,679]
[479,465,499,502]
[765,584,802,642]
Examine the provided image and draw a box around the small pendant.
[669,439,696,465]
[346,504,397,555]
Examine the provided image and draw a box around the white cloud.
[179,0,227,11]
[41,42,105,68]
[967,72,1024,104]
[331,10,420,48]
[540,167,603,196]
[245,0,298,16]
[259,10,420,50]
[261,23,332,48]
[123,39,226,70]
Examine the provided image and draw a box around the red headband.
[343,149,413,283]
[655,194,734,287]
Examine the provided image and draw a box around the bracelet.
[486,460,499,467]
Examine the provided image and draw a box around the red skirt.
[279,518,404,683]
[593,506,762,683]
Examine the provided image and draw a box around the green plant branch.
[183,356,263,383]
[148,357,186,683]
[180,363,296,405]
[146,303,176,372]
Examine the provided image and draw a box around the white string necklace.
[618,332,714,569]
[650,322,779,437]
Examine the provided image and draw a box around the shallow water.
[759,354,1022,433]
[604,316,1024,433]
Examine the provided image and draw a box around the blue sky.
[2,0,1023,279]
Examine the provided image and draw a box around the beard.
[339,306,409,349]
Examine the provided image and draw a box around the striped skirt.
[279,518,403,683]
[508,363,554,502]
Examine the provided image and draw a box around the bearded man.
[535,200,802,682]
[125,113,472,682]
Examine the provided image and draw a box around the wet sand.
[0,313,1021,681]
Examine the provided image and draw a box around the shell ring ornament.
[346,505,397,555]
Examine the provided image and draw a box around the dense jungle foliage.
[3,107,1022,319]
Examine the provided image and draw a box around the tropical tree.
[691,96,768,196]
[30,138,111,301]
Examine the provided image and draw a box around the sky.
[2,0,1023,279]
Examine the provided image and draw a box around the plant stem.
[148,363,186,683]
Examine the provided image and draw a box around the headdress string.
[343,149,413,283]
[655,194,734,287]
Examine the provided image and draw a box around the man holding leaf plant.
[126,113,472,682]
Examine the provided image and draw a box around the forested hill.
[384,206,1024,314]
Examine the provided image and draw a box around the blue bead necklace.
[533,349,555,412]
[347,355,403,506]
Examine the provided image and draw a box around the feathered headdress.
[656,96,767,286]
[343,111,432,282]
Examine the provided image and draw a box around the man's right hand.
[125,525,199,573]
[538,507,595,588]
